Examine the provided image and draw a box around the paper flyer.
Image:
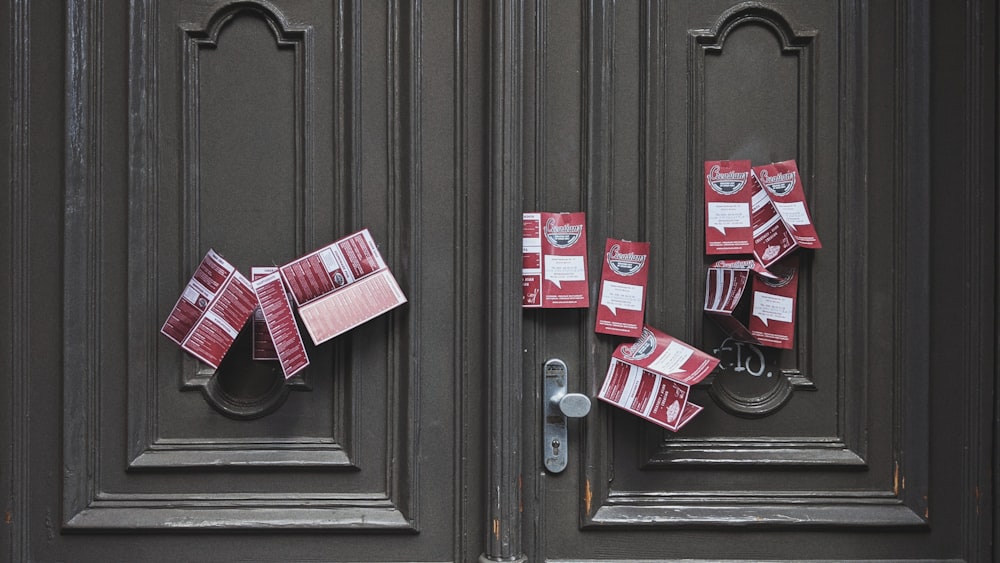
[522,212,590,308]
[750,173,799,269]
[704,256,799,349]
[161,249,257,368]
[752,160,821,249]
[597,325,720,432]
[251,267,280,361]
[595,238,649,337]
[252,270,310,378]
[280,229,407,345]
[704,160,754,255]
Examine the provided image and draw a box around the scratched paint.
[893,461,900,496]
[584,479,592,515]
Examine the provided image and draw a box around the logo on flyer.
[761,245,782,261]
[622,327,657,360]
[707,164,749,195]
[543,218,584,248]
[666,400,681,423]
[759,264,795,288]
[758,169,796,196]
[606,244,647,276]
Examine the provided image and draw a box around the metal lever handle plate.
[543,359,591,473]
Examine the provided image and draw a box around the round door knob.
[557,393,592,418]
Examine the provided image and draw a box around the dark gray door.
[6,0,489,561]
[2,0,996,562]
[515,1,997,561]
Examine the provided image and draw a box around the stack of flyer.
[161,229,406,380]
[704,257,799,350]
[703,158,821,350]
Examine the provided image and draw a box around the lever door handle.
[543,359,591,473]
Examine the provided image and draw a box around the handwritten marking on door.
[712,337,773,378]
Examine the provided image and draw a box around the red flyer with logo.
[704,160,753,255]
[597,325,720,432]
[251,267,279,361]
[161,249,257,368]
[750,173,798,269]
[704,256,799,349]
[595,238,649,337]
[752,160,821,249]
[522,212,590,308]
[280,229,407,345]
[252,270,310,378]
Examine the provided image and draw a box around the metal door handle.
[543,359,591,473]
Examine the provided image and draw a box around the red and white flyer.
[522,212,590,308]
[252,270,310,378]
[595,238,649,337]
[251,267,279,361]
[597,325,720,432]
[704,256,799,349]
[752,160,821,249]
[161,249,257,368]
[750,173,798,269]
[704,160,754,255]
[279,229,407,345]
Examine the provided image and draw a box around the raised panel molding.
[179,0,314,270]
[677,2,825,457]
[176,1,315,420]
[63,0,417,531]
[580,0,929,529]
[126,0,350,472]
[8,0,33,560]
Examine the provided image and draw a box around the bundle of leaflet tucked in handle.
[704,257,799,350]
[161,229,407,380]
[703,158,819,349]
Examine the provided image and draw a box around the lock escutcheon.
[543,359,591,473]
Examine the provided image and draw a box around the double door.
[3,1,995,561]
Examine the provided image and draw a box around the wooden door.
[515,1,997,561]
[2,1,996,562]
[5,0,490,560]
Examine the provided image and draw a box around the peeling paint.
[584,479,592,515]
[893,461,900,496]
[4,511,11,524]
[492,518,500,540]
